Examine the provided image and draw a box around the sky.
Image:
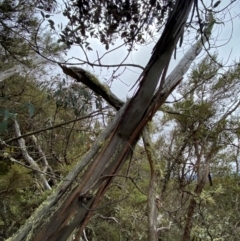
[46,0,240,171]
[53,0,240,101]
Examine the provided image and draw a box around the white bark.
[162,12,215,94]
[163,41,204,94]
[14,119,51,190]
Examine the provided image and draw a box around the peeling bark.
[33,2,194,240]
[8,1,203,240]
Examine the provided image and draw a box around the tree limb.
[14,119,51,191]
[59,65,124,110]
[6,109,105,144]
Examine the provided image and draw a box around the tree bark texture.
[142,126,159,241]
[8,1,201,240]
[34,2,194,240]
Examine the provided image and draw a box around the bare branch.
[7,156,63,181]
[6,109,105,144]
[95,214,118,223]
[31,135,56,185]
[13,119,51,190]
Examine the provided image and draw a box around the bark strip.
[9,1,211,240]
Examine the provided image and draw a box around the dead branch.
[14,119,51,191]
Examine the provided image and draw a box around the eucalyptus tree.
[155,56,240,240]
[3,0,240,240]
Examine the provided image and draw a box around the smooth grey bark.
[142,126,159,241]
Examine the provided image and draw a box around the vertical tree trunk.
[143,126,159,241]
[182,197,197,241]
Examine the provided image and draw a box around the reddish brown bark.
[10,1,195,240]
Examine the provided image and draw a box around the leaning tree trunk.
[8,1,199,240]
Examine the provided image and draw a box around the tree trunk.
[14,119,51,191]
[182,197,198,241]
[142,126,159,241]
[8,1,200,240]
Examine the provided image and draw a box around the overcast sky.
[54,0,240,101]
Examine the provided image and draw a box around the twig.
[6,109,106,144]
[96,214,118,223]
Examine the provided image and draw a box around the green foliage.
[53,80,93,116]
[57,0,172,49]
[0,0,37,61]
[152,55,240,240]
[0,164,41,237]
[1,1,240,240]
[190,176,240,240]
[0,26,98,239]
[86,152,149,240]
[0,159,12,175]
[0,74,98,238]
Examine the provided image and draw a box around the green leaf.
[48,19,55,25]
[105,43,109,50]
[48,20,55,30]
[213,0,221,8]
[95,99,102,110]
[40,11,45,18]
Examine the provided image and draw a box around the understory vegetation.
[0,0,240,240]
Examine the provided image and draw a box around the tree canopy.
[0,0,240,241]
